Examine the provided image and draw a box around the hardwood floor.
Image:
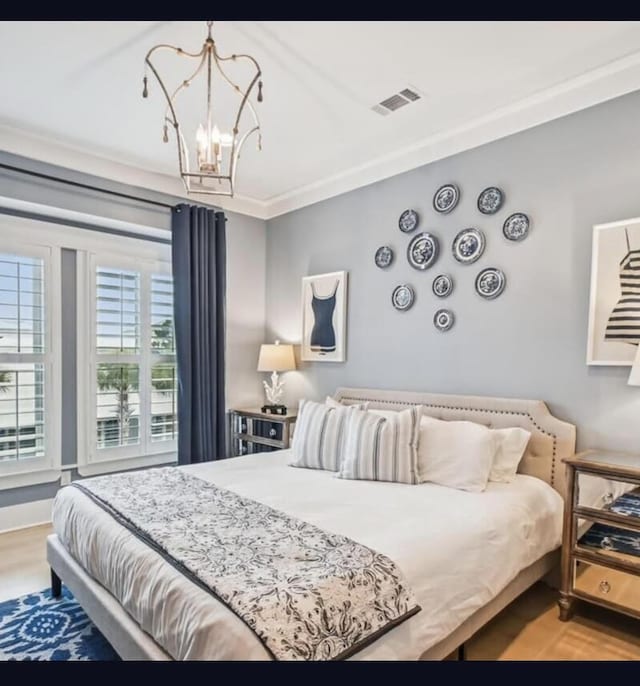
[466,581,640,660]
[1,524,639,660]
[0,524,52,604]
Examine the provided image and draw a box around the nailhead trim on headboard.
[340,396,558,486]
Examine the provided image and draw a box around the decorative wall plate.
[398,209,419,233]
[392,284,415,311]
[375,245,394,268]
[433,184,460,214]
[432,274,454,298]
[407,232,439,270]
[452,228,485,264]
[434,309,455,332]
[477,187,504,215]
[503,213,530,241]
[475,267,506,299]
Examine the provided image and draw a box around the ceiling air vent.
[399,87,421,102]
[372,87,423,116]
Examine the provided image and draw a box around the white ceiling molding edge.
[0,124,269,220]
[2,48,640,222]
[265,49,640,219]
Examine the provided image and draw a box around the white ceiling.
[2,21,640,219]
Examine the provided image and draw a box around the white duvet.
[52,450,563,660]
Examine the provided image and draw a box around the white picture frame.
[301,271,347,362]
[587,217,640,365]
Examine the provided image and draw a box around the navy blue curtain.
[171,204,226,464]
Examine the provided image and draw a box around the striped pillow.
[289,399,360,471]
[338,406,423,484]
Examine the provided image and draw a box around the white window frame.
[0,227,61,490]
[77,239,176,476]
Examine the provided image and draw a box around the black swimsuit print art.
[310,280,339,354]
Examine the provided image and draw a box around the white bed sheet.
[52,450,563,661]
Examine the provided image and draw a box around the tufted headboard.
[333,387,576,496]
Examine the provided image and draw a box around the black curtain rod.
[0,162,175,210]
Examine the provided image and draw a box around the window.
[81,250,176,474]
[0,217,173,486]
[0,244,61,488]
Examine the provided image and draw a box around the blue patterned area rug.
[0,588,119,661]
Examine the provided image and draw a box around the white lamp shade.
[257,343,296,372]
[629,345,640,386]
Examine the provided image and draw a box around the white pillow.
[338,406,422,484]
[417,416,496,492]
[488,427,531,483]
[325,396,368,410]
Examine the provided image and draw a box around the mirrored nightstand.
[559,450,640,622]
[229,408,297,457]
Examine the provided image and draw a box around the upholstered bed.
[47,387,577,660]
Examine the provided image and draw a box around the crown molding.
[3,48,640,223]
[264,48,640,219]
[0,124,269,220]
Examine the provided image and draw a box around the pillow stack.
[289,397,531,492]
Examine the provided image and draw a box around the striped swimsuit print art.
[605,228,640,345]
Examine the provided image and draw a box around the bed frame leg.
[50,568,62,599]
[457,643,466,661]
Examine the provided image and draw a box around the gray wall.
[266,90,640,453]
[0,152,266,510]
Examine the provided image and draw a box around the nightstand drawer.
[577,517,640,567]
[573,560,640,615]
[577,473,640,520]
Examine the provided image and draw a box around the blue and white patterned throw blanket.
[71,468,420,661]
[580,489,640,558]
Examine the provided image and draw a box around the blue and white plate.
[432,274,454,298]
[452,228,485,264]
[375,245,394,268]
[503,213,530,241]
[434,309,455,332]
[392,284,415,311]
[477,187,504,215]
[475,267,506,299]
[433,184,460,214]
[407,232,439,270]
[398,209,419,233]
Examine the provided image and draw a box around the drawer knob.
[601,536,614,551]
[603,492,614,505]
[599,580,611,594]
[269,428,277,438]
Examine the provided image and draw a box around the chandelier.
[142,21,263,197]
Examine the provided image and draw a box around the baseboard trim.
[0,498,54,534]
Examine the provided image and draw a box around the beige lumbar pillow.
[417,416,497,492]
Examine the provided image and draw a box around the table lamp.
[257,340,296,414]
[628,345,640,386]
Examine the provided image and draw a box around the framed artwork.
[301,271,347,362]
[587,218,640,365]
